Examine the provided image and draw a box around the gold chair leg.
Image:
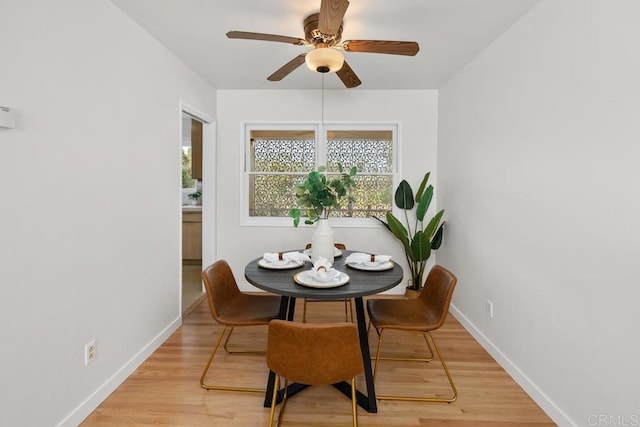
[222,326,266,355]
[351,377,358,427]
[372,328,385,384]
[268,375,279,427]
[372,329,457,402]
[303,299,353,323]
[381,333,434,362]
[275,378,290,427]
[200,326,265,393]
[422,332,458,403]
[347,299,355,322]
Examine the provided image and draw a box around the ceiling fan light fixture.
[305,47,344,73]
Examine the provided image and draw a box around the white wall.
[438,0,640,425]
[0,1,216,425]
[216,90,439,291]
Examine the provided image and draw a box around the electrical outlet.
[85,340,97,366]
[486,299,494,318]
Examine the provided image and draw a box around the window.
[182,116,203,189]
[242,123,398,226]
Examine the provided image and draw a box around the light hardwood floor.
[82,298,555,426]
[182,263,204,315]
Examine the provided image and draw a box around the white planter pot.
[311,218,335,263]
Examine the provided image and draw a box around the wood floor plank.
[82,298,556,426]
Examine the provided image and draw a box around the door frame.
[179,100,215,316]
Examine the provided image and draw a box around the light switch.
[0,107,15,128]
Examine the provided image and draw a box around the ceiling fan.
[226,0,419,88]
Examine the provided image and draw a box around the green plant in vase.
[374,171,445,291]
[289,164,357,227]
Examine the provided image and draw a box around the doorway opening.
[180,104,214,316]
[181,113,204,314]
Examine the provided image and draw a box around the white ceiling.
[110,0,540,90]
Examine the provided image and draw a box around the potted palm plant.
[374,171,445,291]
[289,164,357,261]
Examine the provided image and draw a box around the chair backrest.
[201,260,243,324]
[267,320,363,386]
[418,265,458,330]
[305,243,346,250]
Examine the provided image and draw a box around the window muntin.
[243,124,397,226]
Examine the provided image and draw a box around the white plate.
[294,271,350,288]
[303,248,343,258]
[346,261,394,271]
[258,259,305,270]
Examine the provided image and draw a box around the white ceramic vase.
[311,218,335,263]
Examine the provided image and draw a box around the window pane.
[182,147,194,189]
[326,130,393,174]
[249,174,305,217]
[250,130,315,173]
[328,174,394,218]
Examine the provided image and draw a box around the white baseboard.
[56,316,183,427]
[449,303,575,427]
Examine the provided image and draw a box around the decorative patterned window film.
[326,130,394,218]
[245,124,397,225]
[249,130,316,217]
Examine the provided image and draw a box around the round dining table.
[244,249,404,413]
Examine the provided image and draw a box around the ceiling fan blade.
[336,61,361,88]
[267,54,307,81]
[227,31,306,46]
[319,0,349,36]
[342,40,419,56]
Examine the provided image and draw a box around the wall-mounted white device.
[0,106,15,128]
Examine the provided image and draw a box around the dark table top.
[244,249,404,300]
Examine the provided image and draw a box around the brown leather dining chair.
[302,243,354,322]
[200,259,281,393]
[266,319,364,426]
[367,264,458,402]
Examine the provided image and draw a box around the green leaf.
[424,209,445,239]
[350,166,357,176]
[416,185,433,222]
[289,208,301,227]
[394,180,414,210]
[372,215,391,232]
[386,212,414,261]
[431,222,445,249]
[411,230,432,262]
[386,212,408,238]
[415,172,430,202]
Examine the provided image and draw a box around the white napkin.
[344,252,392,265]
[262,251,311,263]
[309,257,340,281]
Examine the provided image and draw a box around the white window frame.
[240,121,401,228]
